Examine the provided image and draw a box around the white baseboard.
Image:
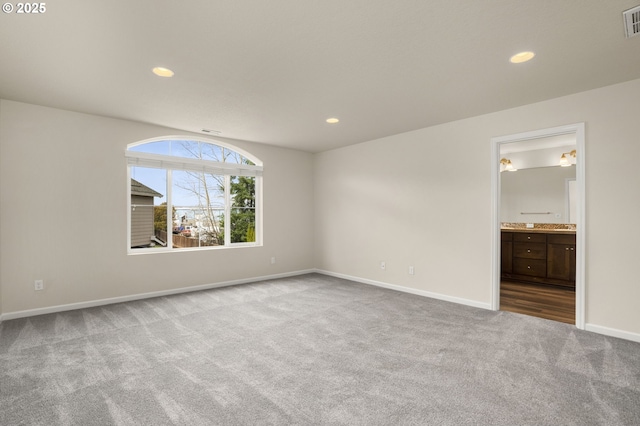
[316,270,640,343]
[314,269,492,310]
[4,270,639,345]
[0,269,316,322]
[585,323,640,343]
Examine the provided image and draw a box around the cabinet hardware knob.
[527,266,531,269]
[571,248,574,251]
[527,249,531,253]
[566,248,569,251]
[527,236,531,240]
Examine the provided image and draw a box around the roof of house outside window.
[131,179,163,198]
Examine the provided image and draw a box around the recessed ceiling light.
[509,51,535,64]
[326,117,340,124]
[152,67,174,77]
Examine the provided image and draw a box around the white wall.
[0,101,3,318]
[3,79,640,340]
[314,78,640,337]
[501,166,576,223]
[0,100,315,315]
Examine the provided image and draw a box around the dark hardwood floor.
[500,280,575,325]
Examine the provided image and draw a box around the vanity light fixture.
[500,158,517,172]
[326,117,340,124]
[559,149,577,167]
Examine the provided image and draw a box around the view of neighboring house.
[130,179,163,248]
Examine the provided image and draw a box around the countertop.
[501,228,576,235]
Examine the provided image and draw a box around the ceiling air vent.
[623,5,640,38]
[201,128,221,135]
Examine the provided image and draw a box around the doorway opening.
[490,123,585,329]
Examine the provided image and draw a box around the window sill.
[127,242,262,255]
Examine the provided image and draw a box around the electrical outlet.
[380,261,386,270]
[408,266,415,275]
[270,257,276,265]
[34,280,44,291]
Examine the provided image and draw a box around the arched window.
[126,137,262,252]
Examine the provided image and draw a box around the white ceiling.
[2,1,640,153]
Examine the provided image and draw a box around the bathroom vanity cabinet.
[501,230,576,288]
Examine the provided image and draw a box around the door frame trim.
[490,123,585,329]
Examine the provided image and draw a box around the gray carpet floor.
[1,273,639,425]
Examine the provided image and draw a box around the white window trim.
[125,151,263,177]
[128,135,263,166]
[126,136,263,254]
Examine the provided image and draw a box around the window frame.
[126,136,263,254]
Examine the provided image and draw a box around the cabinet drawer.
[513,233,546,243]
[513,242,546,259]
[547,234,576,245]
[513,258,546,277]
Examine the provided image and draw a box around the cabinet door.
[501,232,513,274]
[501,241,513,273]
[547,243,576,281]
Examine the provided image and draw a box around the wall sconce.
[559,149,577,167]
[500,158,517,172]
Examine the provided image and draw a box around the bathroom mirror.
[499,136,577,224]
[500,166,576,223]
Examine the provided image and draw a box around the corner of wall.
[311,151,320,269]
[0,98,4,321]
